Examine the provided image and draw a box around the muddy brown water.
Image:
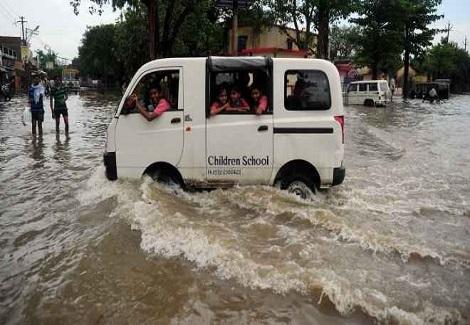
[1,93,469,324]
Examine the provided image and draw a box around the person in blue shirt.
[29,75,46,136]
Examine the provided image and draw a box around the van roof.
[350,80,388,84]
[208,56,270,72]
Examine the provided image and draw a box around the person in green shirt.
[50,76,69,133]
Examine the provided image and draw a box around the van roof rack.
[207,56,271,72]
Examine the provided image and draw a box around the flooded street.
[1,93,469,324]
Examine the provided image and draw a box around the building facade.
[228,26,316,58]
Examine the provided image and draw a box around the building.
[228,26,316,58]
[0,36,27,92]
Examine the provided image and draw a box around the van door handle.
[258,125,268,132]
[171,117,181,124]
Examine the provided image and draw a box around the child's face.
[149,88,160,104]
[230,90,240,102]
[218,90,228,104]
[251,89,260,101]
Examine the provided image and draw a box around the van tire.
[364,99,375,107]
[145,164,184,189]
[281,172,316,199]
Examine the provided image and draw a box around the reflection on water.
[0,94,469,324]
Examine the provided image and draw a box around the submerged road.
[1,93,469,324]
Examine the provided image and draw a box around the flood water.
[1,93,469,324]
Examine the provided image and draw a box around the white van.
[344,80,390,106]
[103,57,345,197]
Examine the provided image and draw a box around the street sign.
[216,0,252,9]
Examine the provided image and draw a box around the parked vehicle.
[414,80,450,100]
[103,57,345,198]
[344,80,391,106]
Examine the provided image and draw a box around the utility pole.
[17,16,27,45]
[464,36,467,52]
[444,21,453,43]
[232,0,238,55]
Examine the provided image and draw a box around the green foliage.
[351,0,403,78]
[78,24,123,85]
[329,24,360,60]
[113,8,149,78]
[71,0,223,59]
[264,0,357,57]
[77,3,224,84]
[420,42,470,92]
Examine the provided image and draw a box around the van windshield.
[379,82,389,92]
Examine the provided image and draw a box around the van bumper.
[103,151,117,180]
[332,166,346,186]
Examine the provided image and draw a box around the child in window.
[250,85,268,115]
[227,86,249,113]
[136,85,170,121]
[210,87,229,115]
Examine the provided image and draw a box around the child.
[227,86,249,113]
[210,87,229,115]
[136,85,170,121]
[29,76,45,136]
[250,85,268,115]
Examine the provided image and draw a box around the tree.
[70,0,214,59]
[351,0,403,79]
[113,8,149,79]
[78,24,123,85]
[398,0,442,98]
[420,42,470,92]
[329,24,360,61]
[265,0,357,58]
[314,0,357,59]
[36,49,58,68]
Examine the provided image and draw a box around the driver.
[123,85,170,120]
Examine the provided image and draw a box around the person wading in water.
[29,75,45,136]
[50,76,69,133]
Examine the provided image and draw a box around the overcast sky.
[0,0,469,61]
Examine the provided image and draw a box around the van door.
[206,112,273,185]
[115,68,184,174]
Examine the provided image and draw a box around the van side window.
[122,70,179,114]
[359,83,367,92]
[368,83,378,91]
[209,70,269,115]
[285,70,331,110]
[347,83,357,92]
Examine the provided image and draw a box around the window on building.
[287,38,293,50]
[359,83,367,92]
[285,70,331,110]
[121,70,180,114]
[238,36,248,51]
[368,83,378,92]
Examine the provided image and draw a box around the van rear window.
[284,70,331,110]
[368,83,378,91]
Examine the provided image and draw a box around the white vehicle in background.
[344,80,391,106]
[103,56,345,198]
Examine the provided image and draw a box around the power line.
[3,0,20,17]
[0,2,16,20]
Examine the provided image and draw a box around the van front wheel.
[148,168,183,188]
[281,173,316,199]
